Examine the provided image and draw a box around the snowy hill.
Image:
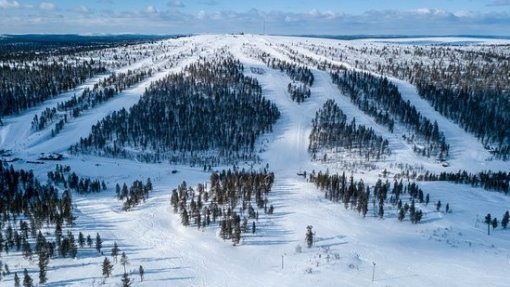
[0,34,509,287]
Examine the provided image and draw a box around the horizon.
[2,33,510,40]
[1,0,510,35]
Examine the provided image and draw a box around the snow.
[1,34,509,287]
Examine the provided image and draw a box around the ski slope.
[0,34,509,287]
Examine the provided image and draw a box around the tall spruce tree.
[502,211,510,229]
[95,233,102,254]
[102,257,113,278]
[22,269,33,287]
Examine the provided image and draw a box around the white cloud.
[39,2,55,11]
[0,0,20,9]
[308,8,319,17]
[1,6,510,36]
[197,10,206,20]
[414,8,448,16]
[144,5,158,14]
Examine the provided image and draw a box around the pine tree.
[102,257,113,278]
[22,239,32,259]
[492,218,498,230]
[414,210,423,223]
[485,213,492,235]
[121,272,132,287]
[87,234,93,248]
[111,241,120,263]
[14,272,20,287]
[139,265,144,282]
[181,209,190,226]
[502,211,509,229]
[232,215,241,245]
[38,250,49,284]
[116,184,121,199]
[120,252,129,273]
[95,233,102,253]
[69,232,78,258]
[378,204,384,219]
[22,269,33,287]
[305,225,314,248]
[78,232,85,248]
[398,208,405,221]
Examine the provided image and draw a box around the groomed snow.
[0,34,509,287]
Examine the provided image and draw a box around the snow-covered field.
[1,34,509,286]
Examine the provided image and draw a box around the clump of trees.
[171,169,275,245]
[484,211,510,235]
[416,83,510,159]
[0,160,108,285]
[116,178,153,210]
[73,54,280,166]
[308,170,434,224]
[264,58,314,86]
[417,170,510,194]
[0,60,106,119]
[309,99,390,162]
[47,164,107,194]
[263,57,314,103]
[32,67,154,136]
[288,82,311,103]
[331,69,449,160]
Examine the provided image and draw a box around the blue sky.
[1,0,510,35]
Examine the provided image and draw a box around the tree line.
[72,54,280,166]
[47,164,107,194]
[32,67,154,137]
[417,170,509,194]
[331,69,449,160]
[306,170,454,224]
[0,60,106,119]
[309,99,390,162]
[263,57,314,86]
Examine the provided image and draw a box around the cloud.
[1,7,510,36]
[197,10,206,20]
[144,5,158,14]
[39,2,55,11]
[487,0,510,6]
[167,0,184,8]
[0,0,20,9]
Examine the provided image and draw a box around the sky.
[1,0,510,35]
